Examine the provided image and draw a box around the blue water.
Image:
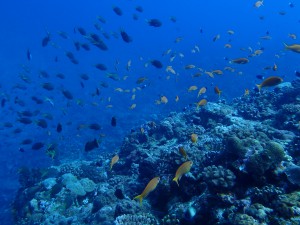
[0,0,299,223]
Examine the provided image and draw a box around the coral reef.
[12,81,300,224]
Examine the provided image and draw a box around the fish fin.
[172,177,179,186]
[133,195,143,205]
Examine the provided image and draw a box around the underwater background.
[1,0,300,224]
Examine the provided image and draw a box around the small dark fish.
[19,148,25,153]
[21,139,32,145]
[94,23,101,31]
[95,88,100,96]
[26,49,32,61]
[256,74,265,80]
[113,6,123,16]
[32,142,44,150]
[95,63,107,71]
[13,128,22,134]
[62,90,73,100]
[97,16,106,24]
[74,41,81,51]
[111,116,117,127]
[39,70,50,78]
[1,98,6,107]
[77,27,87,36]
[151,59,163,69]
[84,139,99,152]
[81,43,90,51]
[102,31,111,40]
[132,14,139,21]
[90,33,101,42]
[80,74,89,80]
[4,122,13,128]
[21,138,32,145]
[80,81,84,88]
[18,117,32,124]
[36,119,48,128]
[100,81,109,88]
[31,96,43,104]
[289,2,295,8]
[89,123,101,130]
[56,123,62,133]
[66,51,75,60]
[170,16,177,23]
[18,110,37,117]
[42,32,51,47]
[14,97,25,106]
[43,113,53,120]
[42,82,55,91]
[93,40,108,51]
[295,71,300,77]
[120,30,132,43]
[135,6,143,12]
[147,19,162,27]
[70,58,79,64]
[57,31,69,39]
[56,73,65,79]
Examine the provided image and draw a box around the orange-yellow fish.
[129,103,136,109]
[288,34,297,40]
[256,76,283,91]
[244,89,249,96]
[196,99,207,108]
[110,155,119,170]
[230,58,249,64]
[205,71,214,78]
[212,70,223,75]
[197,87,207,97]
[284,43,300,53]
[188,85,198,92]
[133,177,160,205]
[185,64,196,69]
[172,161,193,186]
[224,43,232,48]
[179,146,188,160]
[254,1,264,8]
[160,96,168,104]
[166,66,176,74]
[214,86,222,97]
[191,133,198,143]
[227,30,235,35]
[175,95,179,102]
[131,94,136,100]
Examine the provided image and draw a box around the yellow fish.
[133,177,160,205]
[196,99,207,108]
[129,103,136,109]
[197,87,207,97]
[110,155,119,170]
[173,161,193,186]
[188,85,198,92]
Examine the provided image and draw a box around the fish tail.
[172,177,179,186]
[283,42,288,49]
[133,195,143,205]
[256,84,262,92]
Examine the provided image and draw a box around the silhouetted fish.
[120,30,132,43]
[42,32,51,47]
[26,49,32,61]
[32,142,44,150]
[151,60,163,69]
[111,116,117,127]
[18,117,32,124]
[62,90,73,100]
[113,6,123,16]
[95,63,107,71]
[56,123,62,133]
[147,19,162,27]
[84,139,99,152]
